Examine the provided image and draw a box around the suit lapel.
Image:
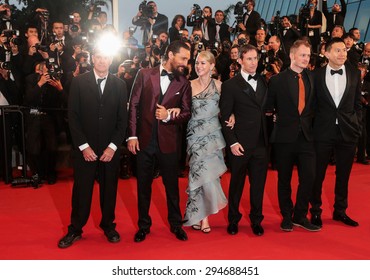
[86,72,100,102]
[162,77,183,104]
[235,74,258,103]
[338,64,351,108]
[101,73,113,101]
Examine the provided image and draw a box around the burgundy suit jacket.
[128,66,192,153]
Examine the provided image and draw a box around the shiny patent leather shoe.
[333,212,359,227]
[227,223,238,235]
[105,229,120,243]
[251,223,264,236]
[58,232,82,249]
[171,227,188,241]
[134,228,150,242]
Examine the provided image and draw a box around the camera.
[1,29,21,46]
[193,34,201,43]
[190,4,202,24]
[34,43,49,52]
[210,41,220,57]
[234,1,246,24]
[263,50,278,72]
[46,58,63,80]
[197,42,204,51]
[37,9,50,22]
[0,4,11,17]
[269,10,281,36]
[139,0,155,19]
[69,15,79,33]
[0,61,12,70]
[237,38,247,46]
[91,0,106,18]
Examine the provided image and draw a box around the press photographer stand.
[0,105,40,188]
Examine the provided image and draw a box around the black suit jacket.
[281,27,301,54]
[68,71,128,155]
[220,73,268,149]
[215,22,230,42]
[267,68,315,143]
[242,10,261,37]
[313,63,362,143]
[323,0,346,33]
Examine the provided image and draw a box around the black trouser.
[310,128,357,215]
[136,137,182,230]
[227,145,268,225]
[274,133,316,221]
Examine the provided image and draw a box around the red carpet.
[0,163,369,260]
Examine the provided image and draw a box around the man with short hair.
[310,37,362,228]
[267,40,320,232]
[127,40,192,242]
[58,47,128,248]
[237,0,261,45]
[220,44,269,237]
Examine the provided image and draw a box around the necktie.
[330,69,343,75]
[161,69,174,81]
[248,74,257,81]
[297,73,305,115]
[97,77,106,98]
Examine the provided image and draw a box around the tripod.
[0,106,40,188]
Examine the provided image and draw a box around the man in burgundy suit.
[127,40,192,242]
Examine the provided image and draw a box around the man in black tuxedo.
[322,0,347,35]
[127,40,192,242]
[280,16,301,55]
[267,40,320,232]
[237,0,261,45]
[58,48,128,248]
[214,10,230,43]
[310,37,362,228]
[220,44,269,237]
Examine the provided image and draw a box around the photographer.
[214,10,231,43]
[68,11,83,39]
[132,1,168,45]
[0,3,18,32]
[215,39,232,81]
[299,0,322,53]
[322,0,346,35]
[169,14,186,43]
[349,27,365,56]
[187,5,216,44]
[24,60,65,185]
[280,16,301,54]
[237,1,261,45]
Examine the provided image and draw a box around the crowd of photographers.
[0,0,369,185]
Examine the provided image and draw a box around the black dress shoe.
[171,227,188,241]
[333,212,359,227]
[58,232,82,248]
[227,223,238,235]
[251,223,264,236]
[105,229,120,243]
[134,228,150,242]
[311,214,323,227]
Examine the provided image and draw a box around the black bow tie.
[248,74,257,81]
[330,69,343,75]
[161,69,174,81]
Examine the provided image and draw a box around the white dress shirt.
[326,65,346,124]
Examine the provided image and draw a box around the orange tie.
[297,73,305,115]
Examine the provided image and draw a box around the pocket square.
[175,92,180,95]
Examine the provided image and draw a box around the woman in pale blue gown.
[183,51,233,233]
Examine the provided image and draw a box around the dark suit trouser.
[136,138,182,230]
[274,133,316,221]
[227,146,268,225]
[310,129,357,215]
[69,152,120,234]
